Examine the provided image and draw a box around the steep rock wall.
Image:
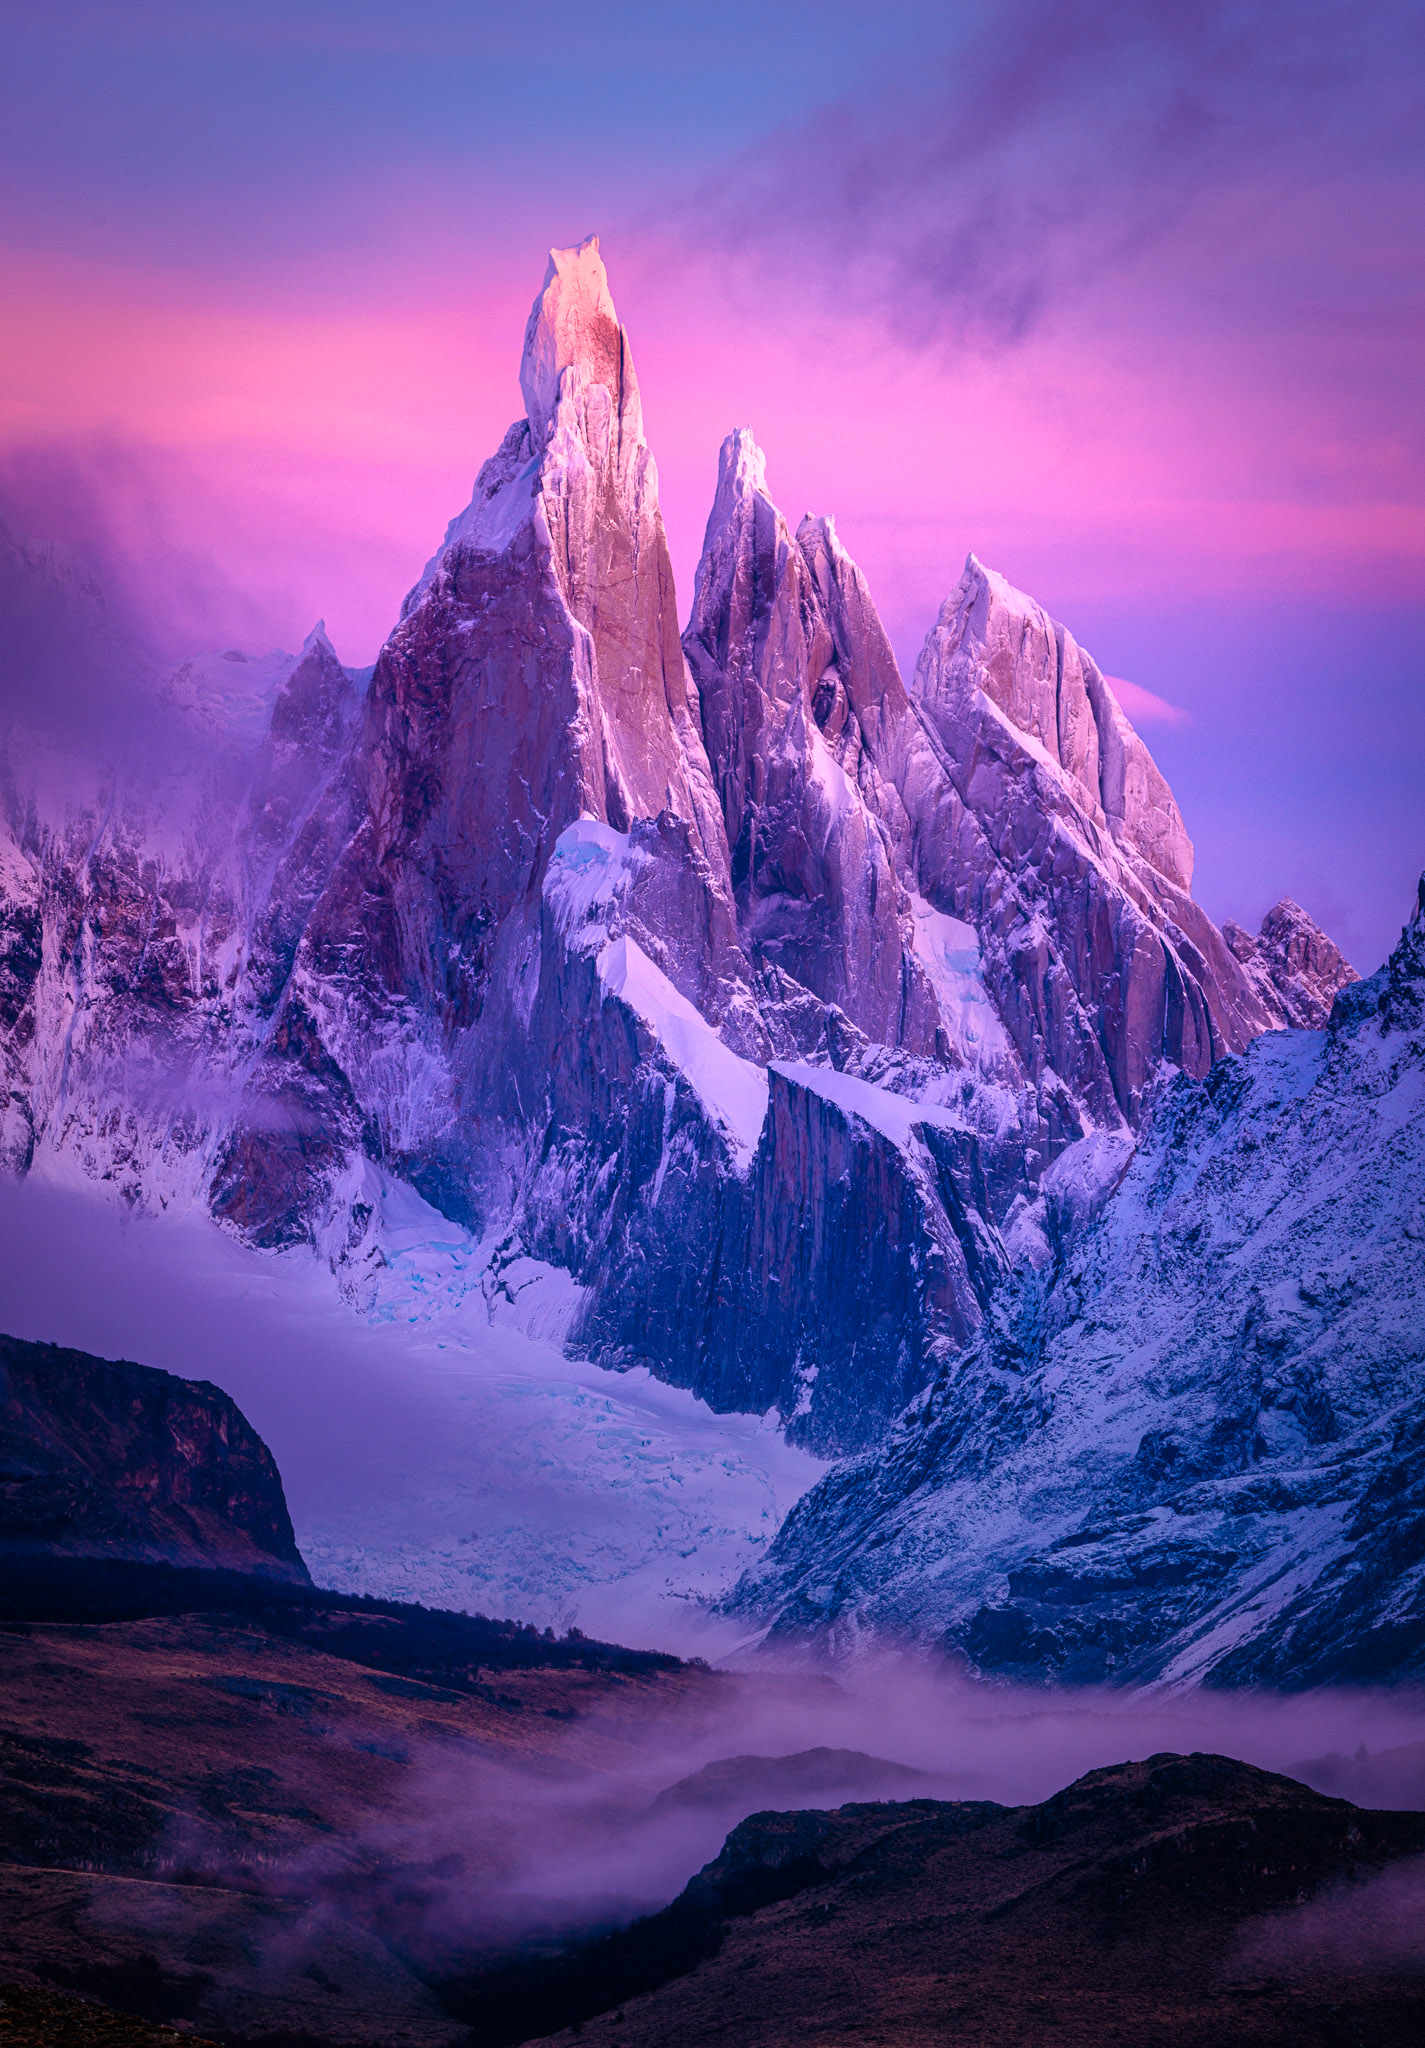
[0,250,1359,1459]
[0,1331,310,1581]
[735,880,1425,1678]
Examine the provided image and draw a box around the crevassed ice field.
[0,1169,823,1654]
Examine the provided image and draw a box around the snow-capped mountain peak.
[0,240,1362,1473]
[520,232,636,450]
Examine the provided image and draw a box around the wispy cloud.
[1107,675,1190,730]
[0,438,258,662]
[688,0,1425,351]
[0,433,429,672]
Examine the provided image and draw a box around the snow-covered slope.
[735,881,1425,1686]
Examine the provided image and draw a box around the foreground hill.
[0,1333,308,1581]
[0,1983,220,2048]
[449,1753,1425,2048]
[0,1329,695,2046]
[0,1578,697,2048]
[2,1355,1421,2048]
[5,1608,1424,2048]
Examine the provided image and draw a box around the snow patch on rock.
[771,1060,961,1151]
[401,420,539,614]
[599,934,769,1166]
[909,893,1012,1073]
[1040,1127,1137,1217]
[544,816,649,943]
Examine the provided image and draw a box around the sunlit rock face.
[523,239,730,867]
[683,428,937,1055]
[0,241,1358,1456]
[1223,896,1360,1028]
[910,557,1289,1122]
[735,882,1425,1681]
[212,235,760,1258]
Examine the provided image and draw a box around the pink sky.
[0,0,1421,965]
[5,221,1422,671]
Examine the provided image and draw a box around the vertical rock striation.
[683,429,935,1054]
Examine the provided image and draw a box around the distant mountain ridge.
[0,237,1355,1462]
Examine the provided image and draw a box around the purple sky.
[0,0,1421,967]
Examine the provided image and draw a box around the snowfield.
[0,1170,824,1656]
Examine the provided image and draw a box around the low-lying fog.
[5,1172,1424,1977]
[142,1657,1425,1975]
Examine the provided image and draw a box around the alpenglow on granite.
[0,237,1354,1457]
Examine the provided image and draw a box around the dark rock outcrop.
[0,1334,309,1581]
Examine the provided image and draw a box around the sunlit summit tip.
[520,231,633,446]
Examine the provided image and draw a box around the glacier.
[0,1168,823,1653]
